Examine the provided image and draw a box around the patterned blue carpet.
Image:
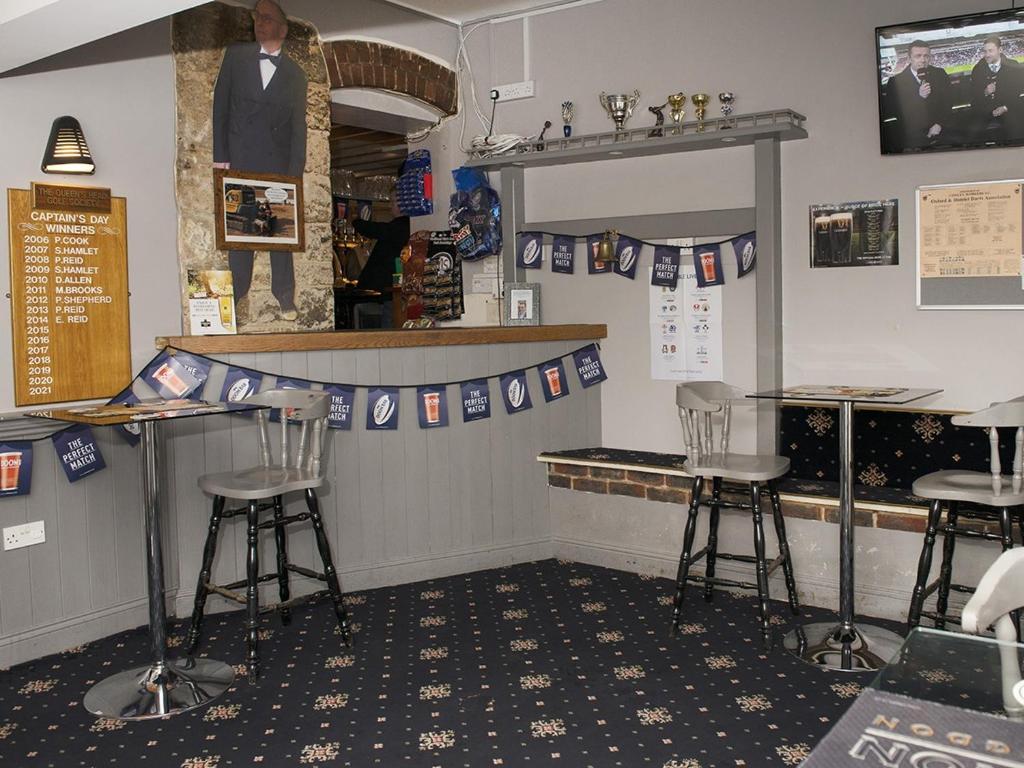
[0,559,880,767]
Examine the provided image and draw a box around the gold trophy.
[691,93,710,132]
[667,92,686,135]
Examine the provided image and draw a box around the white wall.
[465,0,1024,453]
[0,19,179,412]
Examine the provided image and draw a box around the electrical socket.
[3,521,45,551]
[493,80,535,102]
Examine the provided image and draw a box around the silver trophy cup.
[599,90,641,131]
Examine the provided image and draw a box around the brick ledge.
[543,461,945,535]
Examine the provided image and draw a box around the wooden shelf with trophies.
[464,109,806,170]
[473,104,809,456]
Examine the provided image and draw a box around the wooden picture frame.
[504,282,541,326]
[214,169,304,252]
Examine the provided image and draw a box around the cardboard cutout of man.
[213,0,307,323]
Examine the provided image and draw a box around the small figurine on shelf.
[535,120,553,151]
[648,102,667,138]
[561,100,575,137]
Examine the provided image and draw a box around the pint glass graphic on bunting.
[0,452,22,492]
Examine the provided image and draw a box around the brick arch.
[321,40,458,117]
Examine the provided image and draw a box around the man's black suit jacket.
[884,64,953,151]
[213,42,308,177]
[968,55,1024,140]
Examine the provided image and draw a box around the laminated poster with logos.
[0,442,32,497]
[7,183,131,406]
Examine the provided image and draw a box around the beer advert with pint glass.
[416,386,449,428]
[809,199,899,268]
[0,442,32,497]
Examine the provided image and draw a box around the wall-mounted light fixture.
[41,116,95,174]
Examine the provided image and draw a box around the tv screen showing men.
[877,9,1024,154]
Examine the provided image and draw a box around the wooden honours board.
[8,184,131,406]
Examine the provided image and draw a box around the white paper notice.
[649,262,723,381]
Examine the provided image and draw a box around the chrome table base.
[84,421,234,719]
[783,621,905,673]
[786,401,903,672]
[83,658,235,719]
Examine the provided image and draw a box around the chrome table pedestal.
[83,420,234,719]
[781,401,904,672]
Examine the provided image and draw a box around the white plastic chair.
[908,401,1024,630]
[962,548,1024,718]
[185,389,351,681]
[671,381,799,645]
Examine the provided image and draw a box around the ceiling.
[330,125,408,178]
[0,0,594,75]
[383,0,589,25]
[0,0,207,75]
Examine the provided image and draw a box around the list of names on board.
[7,184,130,406]
[918,181,1023,278]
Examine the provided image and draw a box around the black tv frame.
[876,7,1024,155]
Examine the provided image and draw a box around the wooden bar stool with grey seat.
[185,389,351,682]
[908,400,1024,633]
[670,382,800,646]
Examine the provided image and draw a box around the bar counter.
[155,324,608,353]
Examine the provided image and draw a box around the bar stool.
[907,401,1024,631]
[185,389,351,681]
[670,382,800,645]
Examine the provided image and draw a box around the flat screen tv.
[876,8,1024,154]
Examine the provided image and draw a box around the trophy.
[718,92,735,128]
[691,93,710,132]
[648,103,666,137]
[561,100,575,137]
[667,92,686,134]
[599,90,641,131]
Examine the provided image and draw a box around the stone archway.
[321,40,458,117]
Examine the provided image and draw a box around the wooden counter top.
[156,324,608,354]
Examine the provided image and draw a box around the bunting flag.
[651,245,681,287]
[366,387,400,430]
[537,359,570,402]
[516,232,543,269]
[693,244,724,288]
[734,232,757,277]
[52,426,105,483]
[613,236,641,280]
[109,388,142,445]
[460,380,492,422]
[220,367,263,403]
[0,441,32,497]
[587,234,612,274]
[551,235,575,274]
[416,386,449,428]
[324,384,355,430]
[143,353,203,399]
[515,229,755,287]
[0,340,611,499]
[572,344,608,388]
[499,370,533,414]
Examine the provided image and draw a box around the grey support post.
[500,165,526,292]
[754,137,782,455]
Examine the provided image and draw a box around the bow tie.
[259,52,280,65]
